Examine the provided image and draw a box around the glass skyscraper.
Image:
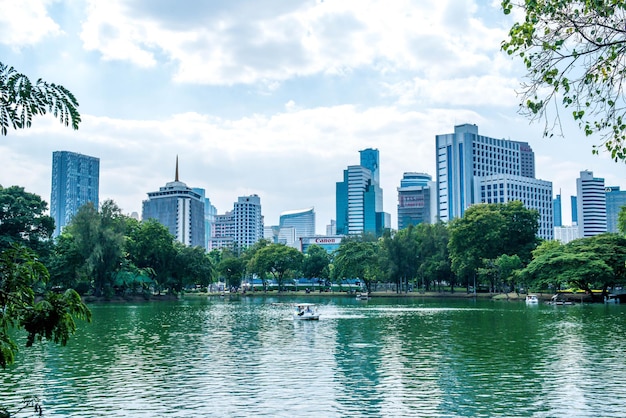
[279,207,315,247]
[50,151,100,237]
[553,194,562,227]
[606,186,626,233]
[397,172,436,230]
[336,149,388,237]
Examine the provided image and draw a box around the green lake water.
[2,296,626,417]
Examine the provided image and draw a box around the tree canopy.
[502,0,626,160]
[0,61,80,135]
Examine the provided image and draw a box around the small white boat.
[605,294,620,304]
[525,295,539,304]
[549,294,574,305]
[356,293,370,300]
[294,303,320,320]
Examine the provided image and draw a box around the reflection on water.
[3,297,626,417]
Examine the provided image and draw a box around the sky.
[1,0,624,234]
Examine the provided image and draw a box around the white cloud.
[0,0,62,47]
[77,0,511,86]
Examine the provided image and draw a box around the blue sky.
[1,0,624,234]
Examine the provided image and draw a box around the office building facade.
[193,188,218,250]
[50,151,100,237]
[436,124,553,239]
[606,186,626,233]
[210,195,264,251]
[336,149,388,237]
[142,160,205,247]
[576,170,607,238]
[553,194,562,227]
[278,207,315,248]
[397,172,437,229]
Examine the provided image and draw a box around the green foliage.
[0,61,80,135]
[618,205,626,235]
[0,244,90,369]
[168,244,215,292]
[448,202,538,289]
[126,219,177,291]
[218,256,245,288]
[0,185,54,256]
[333,238,380,293]
[302,244,331,280]
[249,244,303,290]
[521,233,626,294]
[502,0,626,160]
[63,200,127,296]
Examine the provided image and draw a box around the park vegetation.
[3,186,626,312]
[502,0,626,161]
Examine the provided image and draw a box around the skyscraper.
[576,170,607,238]
[553,193,562,227]
[397,172,436,229]
[50,151,100,237]
[336,149,389,237]
[142,158,205,247]
[606,186,626,233]
[279,207,315,247]
[436,124,553,239]
[193,187,218,250]
[233,195,264,249]
[208,195,264,251]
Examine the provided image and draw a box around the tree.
[618,205,626,235]
[64,201,127,297]
[249,244,303,291]
[381,226,419,293]
[0,244,90,369]
[218,256,245,289]
[0,61,80,135]
[169,243,215,293]
[502,1,626,160]
[126,219,177,294]
[415,222,452,292]
[448,202,539,291]
[0,185,54,256]
[521,233,626,297]
[333,239,380,294]
[301,245,331,281]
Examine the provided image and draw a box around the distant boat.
[293,303,320,320]
[549,294,575,305]
[356,293,370,301]
[525,295,539,305]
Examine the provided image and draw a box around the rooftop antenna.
[175,155,179,181]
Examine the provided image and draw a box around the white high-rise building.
[234,195,264,249]
[576,170,607,237]
[436,124,553,239]
[209,195,264,251]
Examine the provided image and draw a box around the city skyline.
[1,1,624,234]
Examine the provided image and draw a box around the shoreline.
[83,290,591,304]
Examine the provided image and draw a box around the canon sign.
[314,237,340,244]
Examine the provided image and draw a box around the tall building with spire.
[142,157,205,247]
[50,151,100,237]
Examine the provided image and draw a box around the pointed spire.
[175,155,179,182]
